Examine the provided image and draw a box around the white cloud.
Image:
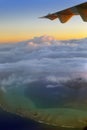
[0,36,87,90]
[0,86,7,93]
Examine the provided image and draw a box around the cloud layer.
[0,36,87,91]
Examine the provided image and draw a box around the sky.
[0,0,87,43]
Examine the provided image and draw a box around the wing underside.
[40,2,87,23]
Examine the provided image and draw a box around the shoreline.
[0,103,83,129]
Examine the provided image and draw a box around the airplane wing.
[40,2,87,23]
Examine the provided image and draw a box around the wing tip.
[39,2,87,23]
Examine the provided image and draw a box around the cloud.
[0,36,87,90]
[0,86,7,93]
[28,35,56,45]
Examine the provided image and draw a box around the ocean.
[0,81,87,130]
[0,108,85,130]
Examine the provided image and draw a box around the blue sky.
[0,0,87,42]
[0,0,86,17]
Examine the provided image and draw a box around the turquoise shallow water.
[0,108,84,130]
[0,80,87,129]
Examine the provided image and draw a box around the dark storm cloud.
[0,36,87,92]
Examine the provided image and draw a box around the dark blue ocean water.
[0,108,39,130]
[0,80,87,130]
[0,108,86,130]
[0,108,60,130]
